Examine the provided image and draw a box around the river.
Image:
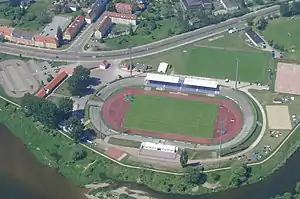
[0,123,299,199]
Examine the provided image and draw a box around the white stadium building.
[144,73,219,94]
[140,142,179,153]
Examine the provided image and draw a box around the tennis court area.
[122,93,218,138]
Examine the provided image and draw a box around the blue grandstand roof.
[12,30,34,40]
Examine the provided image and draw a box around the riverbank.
[0,98,300,197]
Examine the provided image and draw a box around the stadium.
[99,73,253,144]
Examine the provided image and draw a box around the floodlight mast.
[235,59,239,90]
[219,122,225,158]
[128,47,133,77]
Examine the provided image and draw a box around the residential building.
[85,0,109,24]
[94,16,112,39]
[0,27,13,40]
[245,29,266,47]
[10,30,34,46]
[220,0,239,11]
[181,0,213,10]
[68,2,80,11]
[63,15,85,40]
[34,35,58,49]
[115,3,133,14]
[104,11,137,26]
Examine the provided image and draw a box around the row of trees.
[271,182,300,199]
[21,94,85,141]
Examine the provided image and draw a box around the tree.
[56,26,63,46]
[229,161,249,186]
[295,181,300,194]
[22,94,60,128]
[58,97,74,119]
[180,149,188,167]
[185,166,205,185]
[246,17,254,26]
[256,17,268,30]
[291,1,300,14]
[67,65,91,96]
[129,24,134,36]
[64,115,85,141]
[72,149,87,161]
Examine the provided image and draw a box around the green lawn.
[134,45,272,83]
[53,80,71,96]
[262,17,300,60]
[108,137,141,148]
[123,94,218,138]
[105,19,178,49]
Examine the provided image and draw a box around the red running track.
[101,88,243,144]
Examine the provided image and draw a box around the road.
[0,6,279,62]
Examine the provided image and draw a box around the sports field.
[262,17,300,60]
[123,94,218,138]
[132,43,272,84]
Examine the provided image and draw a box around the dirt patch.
[266,105,292,130]
[106,147,126,160]
[275,62,300,95]
[101,88,243,144]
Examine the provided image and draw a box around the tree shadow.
[87,77,101,86]
[186,162,201,167]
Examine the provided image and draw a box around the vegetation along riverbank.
[0,97,300,196]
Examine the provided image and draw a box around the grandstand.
[144,73,219,94]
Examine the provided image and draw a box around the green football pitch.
[122,94,219,138]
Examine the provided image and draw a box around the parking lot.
[0,59,39,97]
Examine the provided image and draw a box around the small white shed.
[157,62,169,73]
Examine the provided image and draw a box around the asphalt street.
[0,5,279,62]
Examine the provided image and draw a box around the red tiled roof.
[59,67,74,75]
[105,11,137,20]
[35,88,47,98]
[65,16,85,36]
[44,71,68,91]
[34,35,57,44]
[115,3,133,11]
[98,16,112,31]
[0,27,12,36]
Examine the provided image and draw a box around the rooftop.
[245,29,265,45]
[105,11,137,20]
[12,29,34,39]
[98,16,112,31]
[0,26,13,36]
[34,35,57,44]
[40,16,73,37]
[183,77,219,88]
[115,3,133,11]
[145,73,180,84]
[65,15,85,35]
[44,71,68,91]
[182,0,212,8]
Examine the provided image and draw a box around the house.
[115,3,133,14]
[63,15,85,41]
[85,0,109,24]
[10,29,34,46]
[181,0,213,10]
[94,16,112,39]
[104,12,137,26]
[220,0,239,11]
[245,29,266,47]
[0,27,13,40]
[34,35,58,49]
[20,0,34,9]
[35,88,47,98]
[99,60,110,69]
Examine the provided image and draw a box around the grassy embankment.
[131,32,274,84]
